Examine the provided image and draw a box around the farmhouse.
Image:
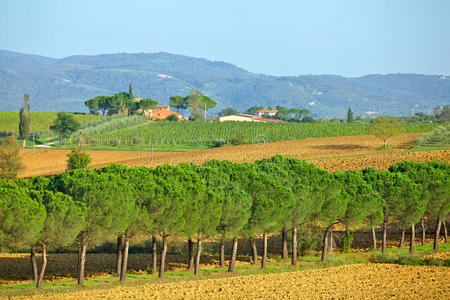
[151,105,184,121]
[218,114,256,122]
[254,109,278,117]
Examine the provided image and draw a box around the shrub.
[66,148,92,170]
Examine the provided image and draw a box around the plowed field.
[19,133,449,177]
[12,264,450,299]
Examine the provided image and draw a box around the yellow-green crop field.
[0,111,99,135]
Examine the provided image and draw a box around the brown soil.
[12,264,450,299]
[19,133,449,177]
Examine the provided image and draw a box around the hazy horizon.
[1,0,449,77]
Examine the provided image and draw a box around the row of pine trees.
[0,156,448,288]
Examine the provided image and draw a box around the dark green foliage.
[0,185,46,248]
[50,112,80,139]
[218,107,239,116]
[167,114,178,121]
[0,156,448,282]
[37,191,87,248]
[66,149,92,170]
[389,162,449,221]
[334,171,383,230]
[169,96,186,112]
[139,98,158,110]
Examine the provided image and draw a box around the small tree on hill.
[370,116,404,148]
[50,112,80,142]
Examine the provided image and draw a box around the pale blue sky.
[1,0,449,76]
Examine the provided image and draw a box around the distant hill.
[0,50,448,117]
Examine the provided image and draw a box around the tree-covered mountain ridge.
[0,49,449,117]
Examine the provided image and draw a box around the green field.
[87,121,437,146]
[0,111,99,135]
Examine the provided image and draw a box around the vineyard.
[84,121,436,146]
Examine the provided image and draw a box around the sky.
[1,0,449,77]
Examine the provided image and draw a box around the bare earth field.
[11,264,450,300]
[19,133,449,177]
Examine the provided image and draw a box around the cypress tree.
[19,94,31,147]
[347,107,354,123]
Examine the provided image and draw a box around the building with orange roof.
[151,105,184,121]
[254,108,278,117]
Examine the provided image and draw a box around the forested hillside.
[1,50,449,116]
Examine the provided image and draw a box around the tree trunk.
[410,223,415,253]
[119,237,129,282]
[31,245,38,283]
[219,239,225,267]
[282,227,288,259]
[250,238,258,264]
[434,217,442,251]
[23,138,26,148]
[77,241,87,285]
[291,227,297,267]
[187,238,194,270]
[371,227,377,250]
[261,233,267,269]
[159,234,167,278]
[443,220,448,243]
[421,218,426,246]
[152,235,157,272]
[36,243,47,289]
[194,237,202,275]
[228,237,238,272]
[399,229,405,248]
[116,235,123,275]
[382,218,387,254]
[321,226,331,263]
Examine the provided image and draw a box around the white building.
[218,114,259,122]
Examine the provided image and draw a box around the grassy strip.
[1,244,447,298]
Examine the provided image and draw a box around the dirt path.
[19,133,449,177]
[12,264,450,299]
